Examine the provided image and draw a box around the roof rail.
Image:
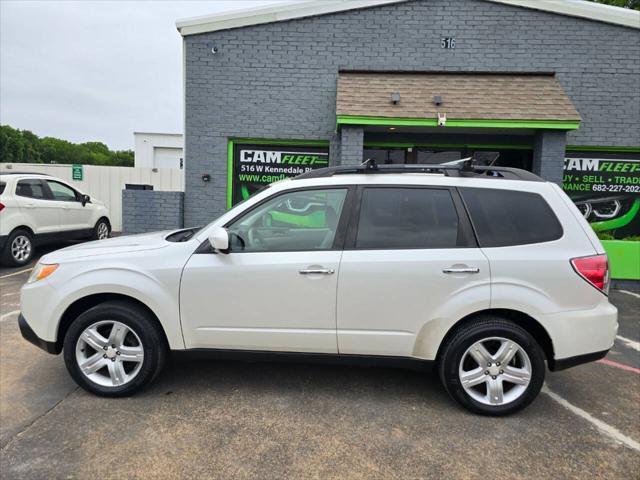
[0,171,49,176]
[294,158,544,182]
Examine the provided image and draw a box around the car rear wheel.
[1,229,34,267]
[63,301,167,397]
[438,316,545,416]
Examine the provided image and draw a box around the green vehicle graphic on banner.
[563,155,640,280]
[563,157,640,238]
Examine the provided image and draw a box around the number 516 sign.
[441,37,455,49]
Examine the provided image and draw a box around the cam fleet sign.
[563,158,640,194]
[563,157,639,239]
[230,144,329,206]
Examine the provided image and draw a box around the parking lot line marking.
[616,335,640,352]
[597,358,640,374]
[0,309,20,322]
[542,385,640,452]
[618,289,640,299]
[0,268,33,280]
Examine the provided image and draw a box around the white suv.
[0,172,111,266]
[18,162,617,415]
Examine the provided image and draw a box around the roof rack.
[0,171,49,176]
[294,158,543,182]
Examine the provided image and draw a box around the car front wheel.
[63,301,167,397]
[438,317,545,416]
[93,218,110,240]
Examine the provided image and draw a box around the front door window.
[227,188,348,252]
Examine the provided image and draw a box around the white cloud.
[0,0,289,150]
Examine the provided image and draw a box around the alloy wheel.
[97,222,109,240]
[75,320,144,387]
[11,235,32,262]
[458,336,532,406]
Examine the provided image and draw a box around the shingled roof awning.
[336,72,581,130]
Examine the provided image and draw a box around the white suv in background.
[18,162,617,415]
[0,172,111,266]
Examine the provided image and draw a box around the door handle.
[442,267,480,274]
[24,204,35,209]
[299,268,335,275]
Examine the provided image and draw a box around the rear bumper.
[549,349,609,371]
[18,313,59,354]
[539,298,618,362]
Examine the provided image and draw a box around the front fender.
[23,265,184,350]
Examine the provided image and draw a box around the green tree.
[0,125,134,167]
[587,0,640,10]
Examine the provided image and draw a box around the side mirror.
[208,227,229,253]
[81,194,90,206]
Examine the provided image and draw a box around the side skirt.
[172,349,435,372]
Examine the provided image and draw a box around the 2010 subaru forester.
[19,162,618,415]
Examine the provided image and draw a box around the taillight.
[571,254,609,294]
[0,202,4,212]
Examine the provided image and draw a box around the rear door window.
[460,187,563,247]
[16,179,48,200]
[355,187,461,249]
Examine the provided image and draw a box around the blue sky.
[0,1,298,150]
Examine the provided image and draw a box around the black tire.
[1,228,34,267]
[63,300,167,397]
[438,316,545,416]
[92,218,111,240]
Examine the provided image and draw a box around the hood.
[40,230,174,263]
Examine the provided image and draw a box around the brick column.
[339,126,364,166]
[122,190,184,234]
[532,130,567,185]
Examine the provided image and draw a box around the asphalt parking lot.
[0,249,638,479]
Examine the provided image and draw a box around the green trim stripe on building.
[227,140,235,210]
[566,145,640,153]
[337,115,581,130]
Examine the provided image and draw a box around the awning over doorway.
[336,72,581,130]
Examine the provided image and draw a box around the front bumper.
[18,313,59,354]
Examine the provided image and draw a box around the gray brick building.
[176,0,640,227]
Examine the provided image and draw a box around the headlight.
[574,196,630,222]
[27,263,59,284]
[591,200,621,219]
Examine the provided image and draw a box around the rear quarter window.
[0,182,5,195]
[460,187,563,247]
